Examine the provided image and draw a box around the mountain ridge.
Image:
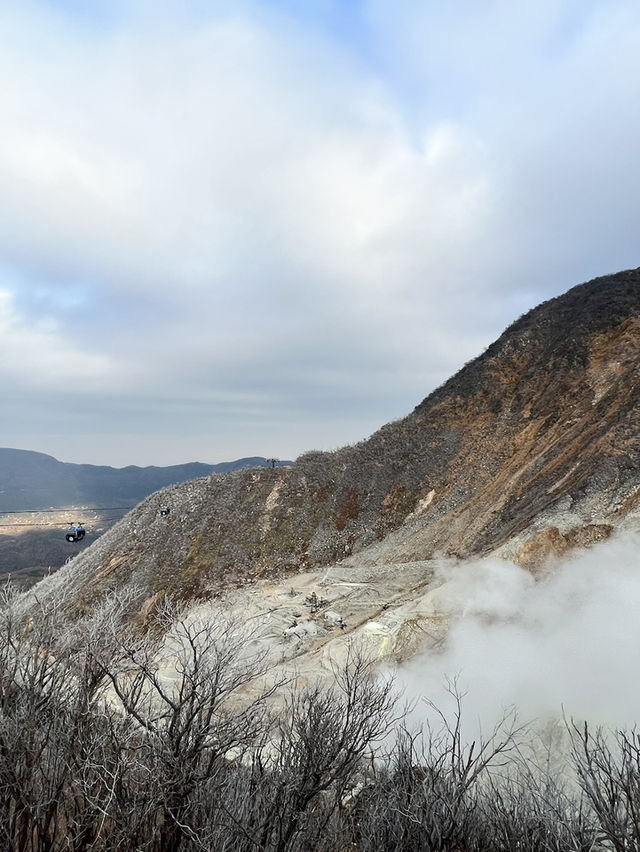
[0,449,292,511]
[29,267,640,626]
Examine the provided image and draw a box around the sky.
[1,0,640,467]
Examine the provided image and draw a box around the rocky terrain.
[27,267,640,680]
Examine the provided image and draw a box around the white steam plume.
[397,531,640,733]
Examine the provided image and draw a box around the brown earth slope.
[36,268,640,618]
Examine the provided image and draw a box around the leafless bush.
[0,583,121,849]
[2,586,640,851]
[570,719,640,851]
[480,766,599,851]
[231,650,399,852]
[90,602,278,849]
[347,683,524,852]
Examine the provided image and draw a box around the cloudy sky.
[1,0,639,467]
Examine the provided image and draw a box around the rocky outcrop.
[37,268,640,619]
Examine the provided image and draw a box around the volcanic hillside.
[34,268,640,636]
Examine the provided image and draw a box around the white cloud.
[0,0,639,463]
[0,288,116,389]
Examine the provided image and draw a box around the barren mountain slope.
[37,268,640,622]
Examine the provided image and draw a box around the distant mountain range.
[0,449,291,512]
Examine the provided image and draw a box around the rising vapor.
[398,530,640,732]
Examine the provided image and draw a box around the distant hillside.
[0,452,291,581]
[0,450,291,511]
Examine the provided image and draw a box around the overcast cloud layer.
[1,0,639,465]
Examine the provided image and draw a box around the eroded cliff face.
[39,268,640,621]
